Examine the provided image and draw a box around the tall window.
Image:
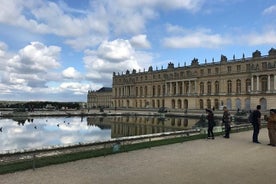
[237,65,241,72]
[152,86,156,96]
[200,69,204,76]
[246,79,251,93]
[200,82,204,94]
[136,87,138,96]
[227,80,232,94]
[157,85,161,96]
[145,86,148,96]
[207,81,211,94]
[215,68,219,74]
[227,66,231,73]
[215,81,219,94]
[261,77,268,92]
[236,79,241,94]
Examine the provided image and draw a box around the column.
[169,82,173,96]
[165,83,168,96]
[189,81,191,94]
[194,80,197,94]
[182,81,185,95]
[274,75,276,90]
[268,75,271,91]
[251,76,254,91]
[256,75,259,91]
[176,82,178,95]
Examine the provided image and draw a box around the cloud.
[263,5,276,15]
[59,82,91,95]
[0,0,204,51]
[0,42,61,92]
[130,34,151,49]
[84,38,153,85]
[163,27,231,48]
[62,67,82,80]
[242,29,276,46]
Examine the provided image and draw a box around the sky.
[0,0,276,102]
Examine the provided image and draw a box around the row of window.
[114,61,275,84]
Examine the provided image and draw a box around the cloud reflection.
[0,117,111,152]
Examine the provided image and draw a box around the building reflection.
[87,116,199,138]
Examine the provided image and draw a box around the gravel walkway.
[1,129,276,184]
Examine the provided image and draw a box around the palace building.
[87,87,112,108]
[112,48,276,111]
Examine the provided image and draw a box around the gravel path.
[1,129,275,184]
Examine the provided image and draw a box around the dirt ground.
[1,129,275,184]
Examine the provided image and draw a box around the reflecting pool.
[0,116,202,152]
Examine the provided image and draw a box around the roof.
[97,87,112,92]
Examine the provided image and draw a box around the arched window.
[236,79,241,94]
[246,79,251,93]
[145,86,148,97]
[177,99,182,109]
[207,99,211,109]
[140,86,143,96]
[157,85,161,96]
[152,86,156,96]
[227,80,232,94]
[207,81,211,94]
[261,77,268,92]
[199,99,204,109]
[215,81,219,94]
[200,82,204,95]
[171,99,176,109]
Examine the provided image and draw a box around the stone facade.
[112,48,276,111]
[87,87,112,108]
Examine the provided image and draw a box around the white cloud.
[242,29,276,46]
[62,67,82,80]
[59,82,91,95]
[163,28,231,48]
[84,39,153,85]
[130,34,151,49]
[0,41,8,57]
[263,5,276,15]
[1,42,61,89]
[0,0,204,51]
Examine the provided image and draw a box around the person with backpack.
[222,106,231,138]
[206,109,215,139]
[251,105,262,143]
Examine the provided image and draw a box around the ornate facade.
[112,48,276,111]
[87,87,112,108]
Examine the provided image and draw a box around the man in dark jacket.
[252,105,262,143]
[222,106,231,138]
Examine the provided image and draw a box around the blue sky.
[0,0,276,102]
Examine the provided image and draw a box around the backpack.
[248,111,254,124]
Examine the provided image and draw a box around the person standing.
[266,109,276,146]
[251,105,262,143]
[222,106,231,138]
[206,109,215,139]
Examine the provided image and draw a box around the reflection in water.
[87,116,200,138]
[0,116,202,152]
